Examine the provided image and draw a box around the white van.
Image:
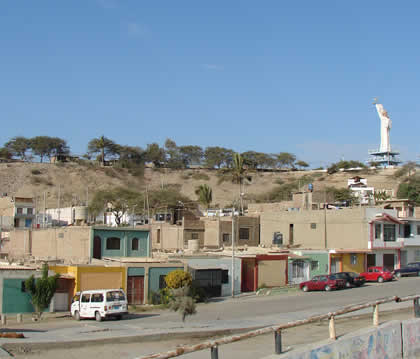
[71,289,128,322]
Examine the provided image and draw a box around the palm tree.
[195,184,213,210]
[228,153,251,215]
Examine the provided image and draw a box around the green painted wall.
[148,267,183,293]
[3,279,34,313]
[93,229,149,258]
[305,253,329,277]
[128,267,145,276]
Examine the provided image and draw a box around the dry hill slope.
[0,163,401,209]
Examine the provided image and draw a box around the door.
[93,236,102,259]
[127,276,144,304]
[80,293,91,318]
[383,254,395,271]
[367,254,376,268]
[241,259,255,292]
[330,257,339,273]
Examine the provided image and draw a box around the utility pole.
[43,191,46,228]
[231,207,235,298]
[57,185,61,227]
[146,186,150,222]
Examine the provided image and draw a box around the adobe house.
[6,226,151,263]
[0,195,35,229]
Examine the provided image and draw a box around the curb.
[1,326,264,354]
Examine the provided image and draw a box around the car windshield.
[329,275,336,280]
[106,290,126,302]
[348,273,358,278]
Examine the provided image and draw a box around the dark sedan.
[333,272,366,288]
[393,262,420,278]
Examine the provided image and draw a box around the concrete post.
[16,313,23,323]
[329,316,336,340]
[373,304,379,326]
[1,315,6,325]
[210,346,219,359]
[414,298,420,318]
[274,330,282,354]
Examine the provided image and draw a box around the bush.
[192,172,210,181]
[149,288,172,305]
[31,169,42,175]
[165,270,192,289]
[190,284,208,303]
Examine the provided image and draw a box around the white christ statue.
[375,103,392,152]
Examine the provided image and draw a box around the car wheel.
[302,285,309,292]
[377,276,384,283]
[325,285,331,292]
[74,310,80,321]
[345,281,351,288]
[116,314,122,320]
[95,311,102,322]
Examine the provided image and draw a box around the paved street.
[2,277,420,358]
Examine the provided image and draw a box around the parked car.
[359,266,394,283]
[333,272,365,288]
[299,275,346,292]
[393,262,420,278]
[71,289,128,321]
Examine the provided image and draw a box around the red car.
[300,275,346,292]
[359,266,394,283]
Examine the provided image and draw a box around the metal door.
[127,276,144,304]
[93,236,102,259]
[383,254,395,271]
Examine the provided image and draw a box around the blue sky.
[1,1,419,167]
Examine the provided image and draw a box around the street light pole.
[231,207,235,298]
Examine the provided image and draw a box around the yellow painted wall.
[51,265,126,296]
[341,253,365,273]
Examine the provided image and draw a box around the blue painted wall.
[92,228,150,258]
[148,267,183,294]
[3,278,34,313]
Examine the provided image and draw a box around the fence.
[139,294,420,359]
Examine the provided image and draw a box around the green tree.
[295,160,309,170]
[195,184,213,209]
[394,162,419,178]
[145,143,166,167]
[31,136,69,162]
[89,187,140,225]
[25,263,59,319]
[179,145,203,167]
[276,152,296,169]
[5,136,32,160]
[397,175,420,205]
[241,151,276,169]
[0,147,12,160]
[325,186,356,205]
[164,139,185,168]
[87,136,119,166]
[117,146,145,168]
[168,285,196,322]
[204,146,234,168]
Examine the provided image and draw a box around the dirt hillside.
[0,162,401,209]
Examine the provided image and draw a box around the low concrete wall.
[264,320,403,359]
[402,318,420,359]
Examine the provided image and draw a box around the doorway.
[367,254,376,267]
[93,236,102,259]
[383,253,395,271]
[127,276,144,304]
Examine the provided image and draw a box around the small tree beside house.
[24,263,59,320]
[165,269,196,322]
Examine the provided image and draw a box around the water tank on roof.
[74,206,88,221]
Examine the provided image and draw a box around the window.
[106,290,125,302]
[81,294,90,303]
[221,270,229,284]
[319,276,327,282]
[156,229,161,244]
[415,250,420,262]
[311,261,319,271]
[403,224,411,238]
[239,228,250,241]
[21,281,26,292]
[16,207,23,214]
[222,233,230,242]
[106,237,121,250]
[418,225,420,235]
[350,254,358,265]
[159,275,167,289]
[91,293,104,303]
[375,223,382,239]
[27,208,33,215]
[383,224,396,242]
[191,232,199,240]
[310,223,317,229]
[273,232,283,245]
[131,238,139,251]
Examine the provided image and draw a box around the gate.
[127,276,144,304]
